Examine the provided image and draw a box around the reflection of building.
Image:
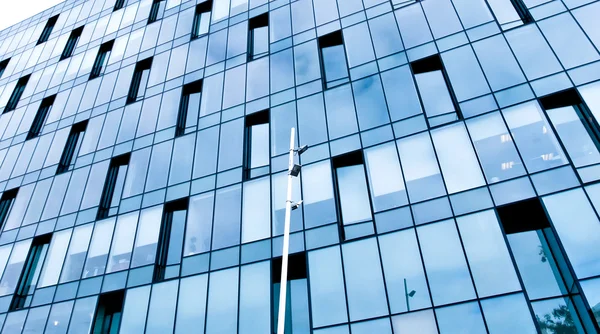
[0,0,599,333]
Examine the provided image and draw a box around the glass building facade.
[0,0,599,332]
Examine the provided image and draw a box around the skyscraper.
[0,0,598,332]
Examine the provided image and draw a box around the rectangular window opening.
[177,79,203,137]
[4,75,31,113]
[10,233,51,311]
[37,15,59,45]
[539,89,600,172]
[272,252,310,332]
[0,188,18,230]
[57,120,88,174]
[248,13,269,61]
[90,40,114,79]
[114,0,126,11]
[61,26,84,60]
[332,150,375,241]
[244,109,270,180]
[148,0,166,23]
[127,57,153,104]
[154,197,188,282]
[92,290,125,334]
[487,0,533,30]
[97,153,131,220]
[27,94,56,140]
[0,58,10,79]
[497,198,592,328]
[318,30,349,89]
[410,54,462,128]
[192,0,212,39]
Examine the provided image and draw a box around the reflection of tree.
[536,304,578,334]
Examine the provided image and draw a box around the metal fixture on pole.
[277,128,307,334]
[404,278,416,312]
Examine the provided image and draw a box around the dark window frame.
[271,252,309,330]
[90,40,115,79]
[148,0,165,23]
[176,79,203,137]
[509,0,533,25]
[114,0,126,11]
[0,58,10,79]
[191,0,213,39]
[0,188,18,230]
[127,57,153,104]
[91,290,125,334]
[97,153,131,220]
[37,15,59,45]
[497,198,599,333]
[10,233,51,311]
[4,75,31,113]
[57,120,88,174]
[331,150,376,241]
[539,88,600,155]
[26,94,56,140]
[317,30,350,90]
[60,26,84,60]
[244,109,270,181]
[153,197,188,282]
[410,54,464,126]
[248,13,269,61]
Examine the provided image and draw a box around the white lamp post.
[276,127,307,334]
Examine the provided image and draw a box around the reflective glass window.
[417,219,476,305]
[212,184,242,250]
[319,31,349,89]
[206,268,239,334]
[342,238,388,320]
[175,274,208,334]
[379,229,431,313]
[106,212,139,273]
[82,218,115,278]
[502,101,568,173]
[59,224,93,283]
[396,133,446,203]
[466,112,526,183]
[308,246,348,327]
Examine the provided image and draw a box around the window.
[332,151,374,240]
[176,79,202,137]
[148,0,166,23]
[0,58,9,78]
[114,0,125,11]
[10,234,51,310]
[26,94,56,140]
[248,13,269,61]
[318,30,349,89]
[539,89,600,171]
[97,153,130,220]
[0,188,17,230]
[244,109,270,180]
[57,120,88,174]
[37,15,59,45]
[4,75,31,113]
[60,26,84,60]
[127,57,152,104]
[90,40,114,79]
[192,0,212,39]
[154,198,187,282]
[272,252,310,332]
[487,0,533,30]
[497,198,592,330]
[410,54,462,127]
[91,290,125,334]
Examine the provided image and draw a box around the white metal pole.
[277,127,295,334]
